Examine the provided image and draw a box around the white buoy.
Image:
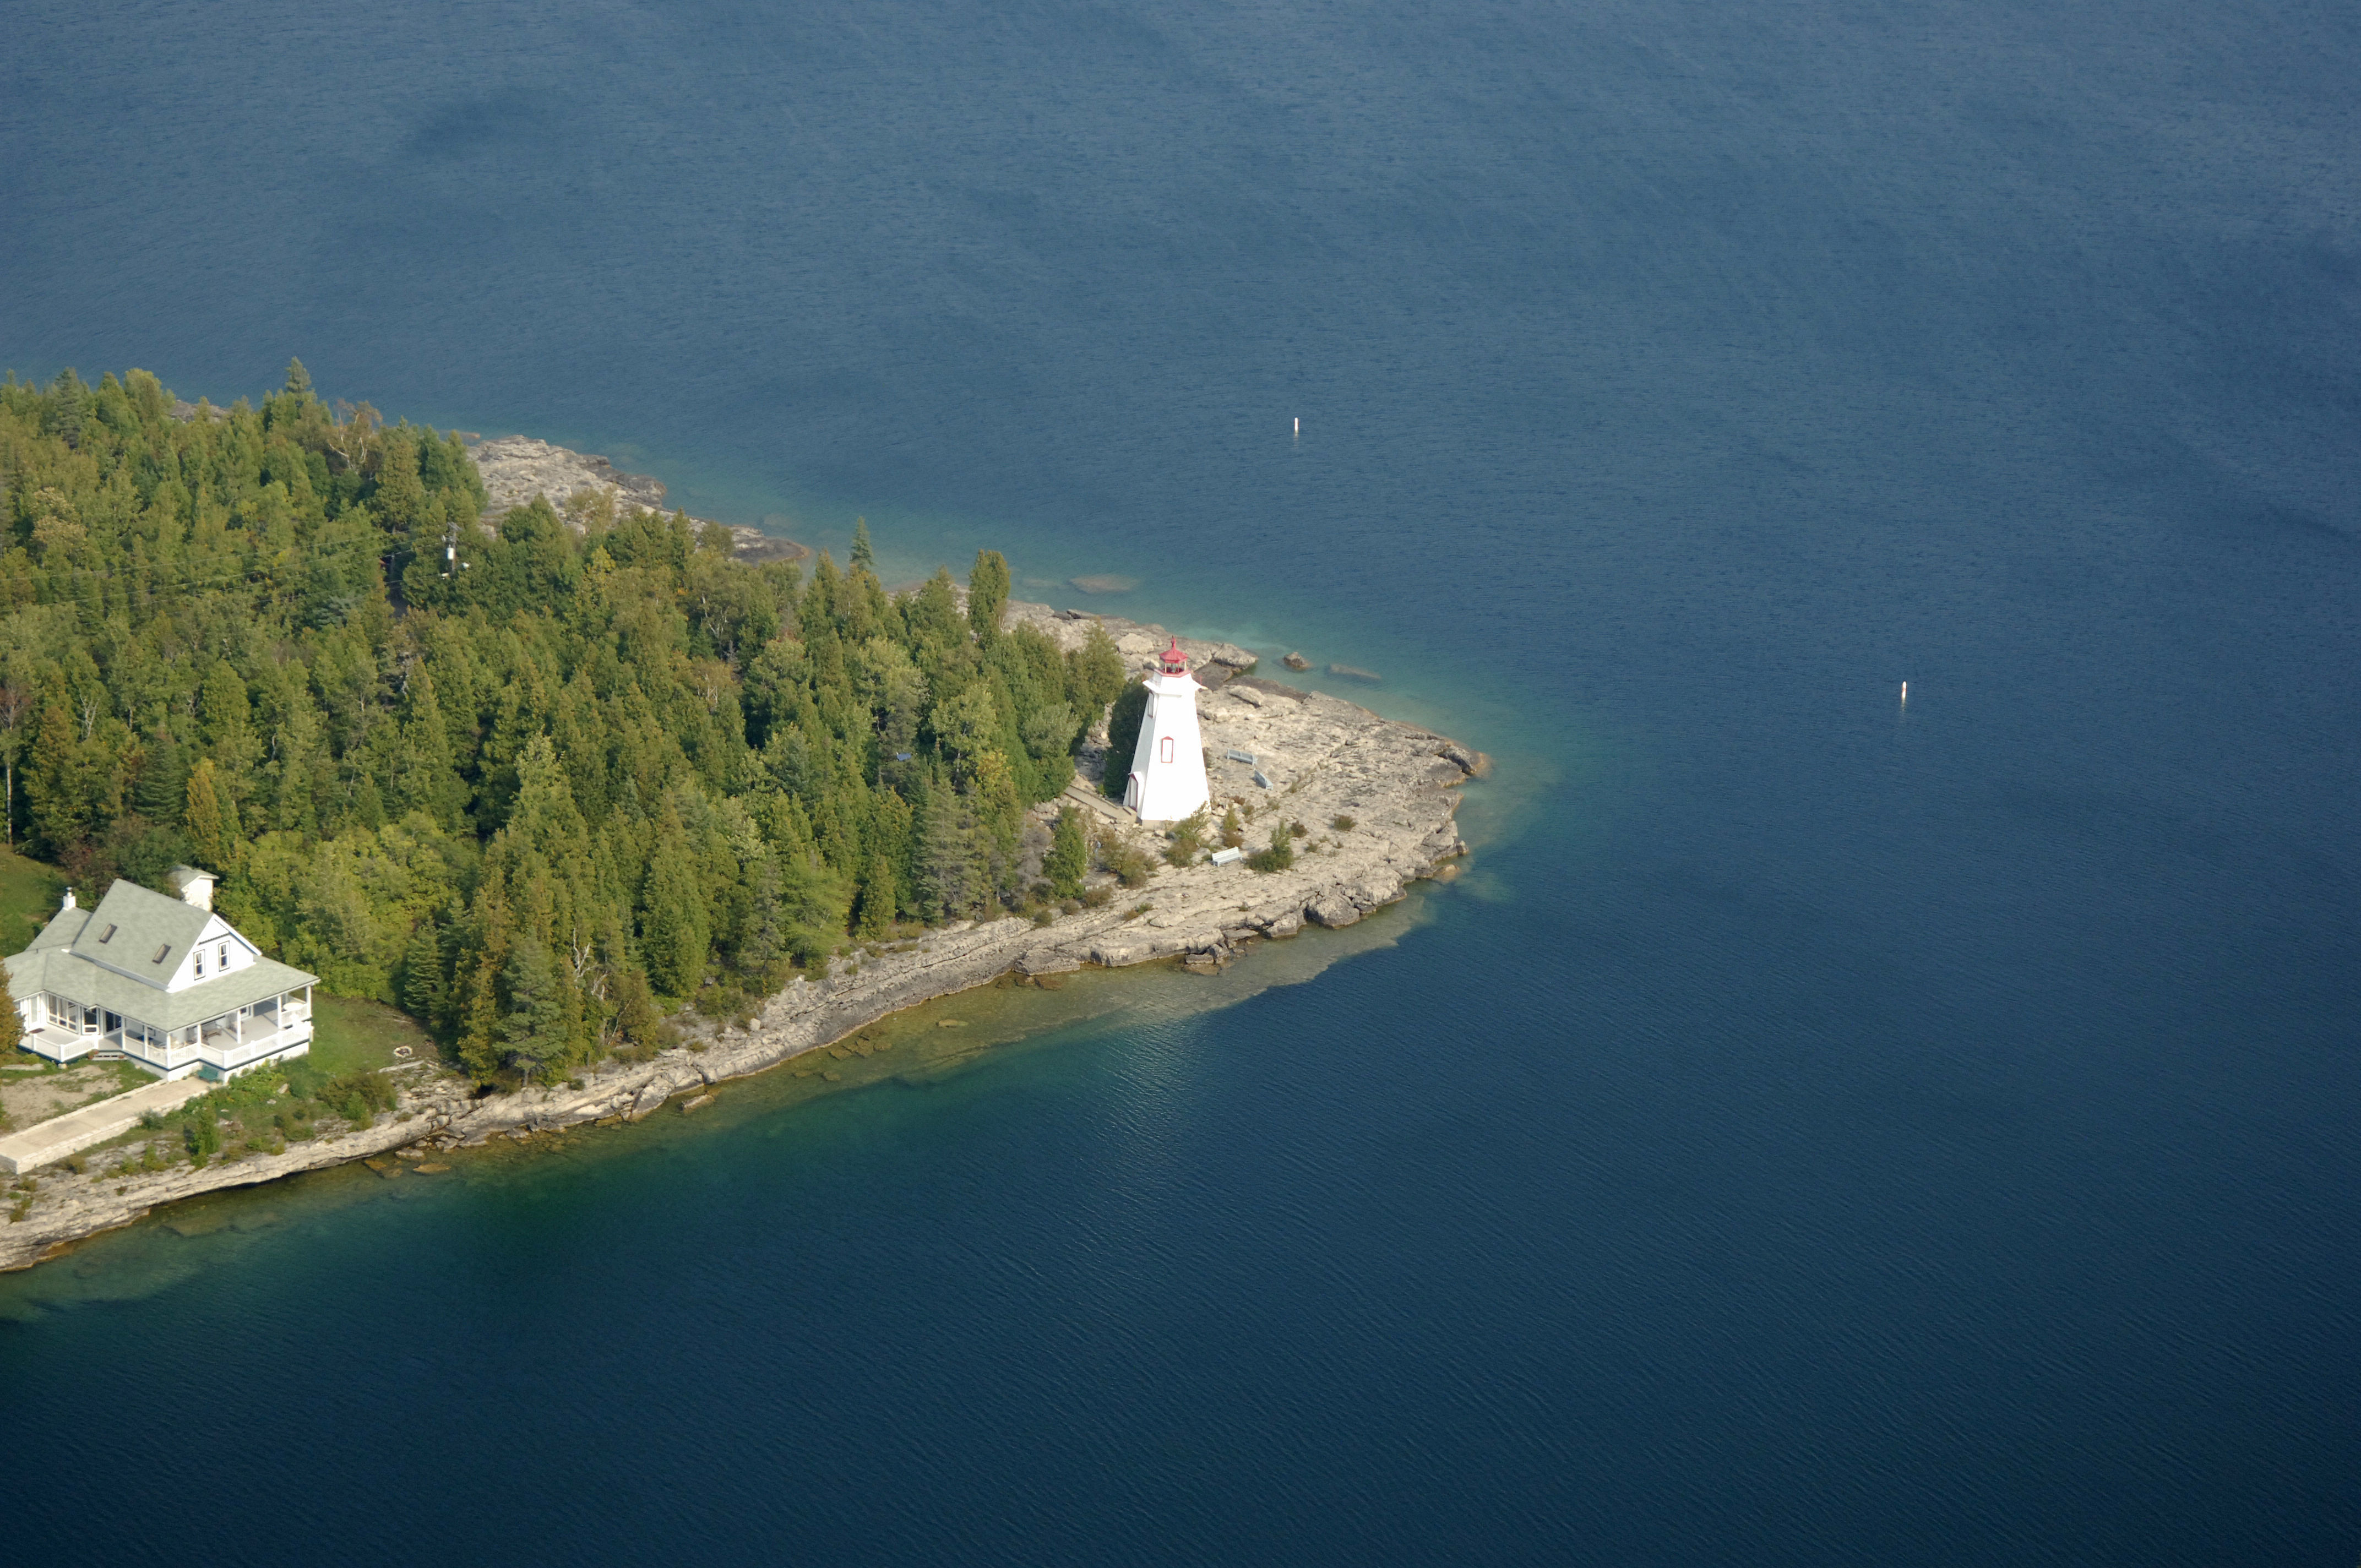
[1900,680,1908,704]
[1293,416,1299,438]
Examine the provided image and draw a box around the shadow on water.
[0,883,1447,1322]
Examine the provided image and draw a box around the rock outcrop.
[466,435,809,565]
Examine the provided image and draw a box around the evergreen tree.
[26,677,85,856]
[610,964,665,1052]
[915,783,986,922]
[269,696,324,833]
[639,799,710,996]
[1101,679,1150,797]
[855,852,897,939]
[132,726,189,824]
[400,918,446,1025]
[850,516,875,573]
[1046,807,1087,898]
[184,757,241,870]
[1070,622,1127,719]
[0,963,20,1057]
[972,750,1023,890]
[968,549,1010,646]
[391,669,467,826]
[499,935,578,1084]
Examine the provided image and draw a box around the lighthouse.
[1124,638,1211,823]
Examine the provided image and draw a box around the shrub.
[1101,836,1155,890]
[1220,806,1244,848]
[182,1113,220,1164]
[1331,815,1356,832]
[1248,823,1296,874]
[1046,807,1089,897]
[1165,806,1210,867]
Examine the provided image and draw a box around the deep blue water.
[6,1,2360,1561]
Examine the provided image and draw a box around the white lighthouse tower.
[1124,638,1211,823]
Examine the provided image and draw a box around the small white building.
[1124,638,1211,824]
[7,866,316,1083]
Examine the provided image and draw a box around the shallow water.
[5,0,2359,1562]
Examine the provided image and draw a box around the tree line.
[0,363,1130,1082]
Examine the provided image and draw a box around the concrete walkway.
[0,1075,214,1174]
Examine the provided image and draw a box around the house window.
[219,942,230,971]
[1160,736,1174,764]
[194,949,205,977]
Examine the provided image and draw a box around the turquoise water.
[6,1,2360,1561]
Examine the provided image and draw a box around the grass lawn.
[306,993,438,1079]
[0,1055,150,1134]
[0,843,64,952]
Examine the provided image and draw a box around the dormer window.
[195,949,206,977]
[99,923,117,943]
[153,945,171,965]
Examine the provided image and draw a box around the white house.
[1123,638,1211,824]
[7,866,317,1082]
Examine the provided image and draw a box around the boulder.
[1304,892,1361,928]
[1283,651,1311,671]
[1439,742,1491,778]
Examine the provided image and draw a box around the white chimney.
[167,865,216,911]
[60,888,75,912]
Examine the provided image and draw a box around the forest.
[0,363,1134,1083]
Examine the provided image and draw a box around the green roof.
[69,880,214,979]
[27,905,89,951]
[7,946,316,1032]
[7,879,317,1032]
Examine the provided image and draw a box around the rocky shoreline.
[465,434,810,564]
[0,608,1484,1273]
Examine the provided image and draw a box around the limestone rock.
[1304,892,1362,928]
[1283,651,1311,671]
[466,434,807,565]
